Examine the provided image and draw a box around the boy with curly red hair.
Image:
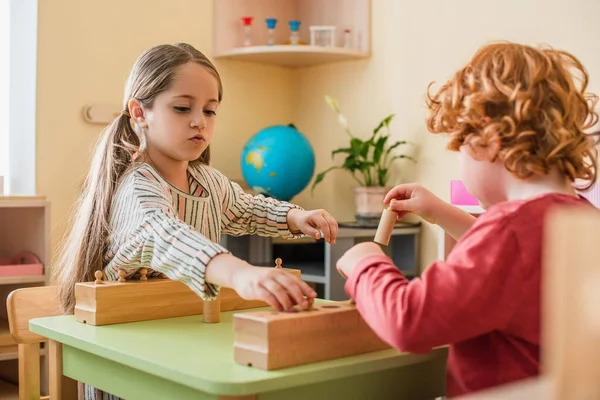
[336,42,599,397]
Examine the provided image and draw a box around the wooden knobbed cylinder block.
[374,208,397,245]
[233,301,390,370]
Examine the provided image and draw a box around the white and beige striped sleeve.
[205,167,305,239]
[105,167,229,300]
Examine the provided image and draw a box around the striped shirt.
[103,162,303,299]
[80,162,303,400]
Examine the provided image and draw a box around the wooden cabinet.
[0,196,50,397]
[213,0,371,68]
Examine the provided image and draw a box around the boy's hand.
[232,266,317,312]
[384,184,444,224]
[336,242,387,279]
[287,208,338,244]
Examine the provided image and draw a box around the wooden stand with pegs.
[233,300,389,370]
[374,206,397,246]
[75,259,303,326]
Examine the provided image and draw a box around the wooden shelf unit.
[221,222,421,300]
[213,0,371,68]
[0,196,51,392]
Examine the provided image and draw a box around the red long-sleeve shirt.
[345,193,591,397]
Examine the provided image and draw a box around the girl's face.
[458,137,505,209]
[132,62,220,164]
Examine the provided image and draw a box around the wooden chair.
[6,285,77,400]
[457,206,600,398]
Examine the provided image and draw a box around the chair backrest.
[7,285,62,344]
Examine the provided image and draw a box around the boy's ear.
[484,134,501,162]
[464,133,501,162]
[128,98,148,129]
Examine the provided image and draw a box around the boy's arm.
[433,201,478,241]
[345,218,522,353]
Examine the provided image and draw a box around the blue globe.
[241,124,315,201]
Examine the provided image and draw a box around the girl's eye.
[174,106,190,113]
[204,110,217,116]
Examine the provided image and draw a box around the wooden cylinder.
[374,208,397,245]
[203,295,221,323]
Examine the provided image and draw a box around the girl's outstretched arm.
[198,166,304,239]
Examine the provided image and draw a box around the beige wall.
[36,1,295,261]
[37,0,600,271]
[292,0,600,270]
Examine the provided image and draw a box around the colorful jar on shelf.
[241,16,253,47]
[265,18,277,45]
[288,20,301,45]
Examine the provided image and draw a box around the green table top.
[30,306,444,396]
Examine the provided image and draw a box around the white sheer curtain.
[0,0,9,192]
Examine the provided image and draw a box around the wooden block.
[75,266,302,326]
[233,301,390,370]
[374,207,397,245]
[203,295,221,324]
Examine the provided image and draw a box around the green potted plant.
[312,95,416,219]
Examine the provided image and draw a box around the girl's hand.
[336,242,387,279]
[232,265,317,311]
[287,208,338,244]
[383,184,444,224]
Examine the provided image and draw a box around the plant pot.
[354,186,390,220]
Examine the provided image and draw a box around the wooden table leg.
[48,340,78,399]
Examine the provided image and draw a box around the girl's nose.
[190,115,206,130]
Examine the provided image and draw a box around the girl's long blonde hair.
[53,43,223,313]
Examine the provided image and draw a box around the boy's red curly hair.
[426,41,599,188]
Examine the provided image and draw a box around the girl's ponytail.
[53,112,139,313]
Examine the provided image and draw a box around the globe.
[241,124,315,201]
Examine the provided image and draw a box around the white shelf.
[213,0,371,69]
[0,346,17,362]
[215,45,369,68]
[0,275,45,286]
[455,205,485,214]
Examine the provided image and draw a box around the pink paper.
[450,180,479,205]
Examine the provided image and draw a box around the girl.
[336,42,598,398]
[53,43,338,399]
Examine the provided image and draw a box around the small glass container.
[344,29,352,49]
[289,20,301,45]
[265,18,277,45]
[241,16,253,47]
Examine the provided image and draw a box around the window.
[2,0,38,195]
[0,0,8,189]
